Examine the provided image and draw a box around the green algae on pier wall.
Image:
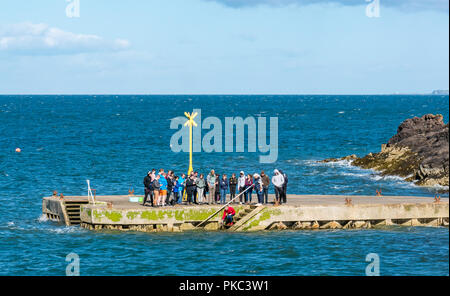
[82,206,246,224]
[243,208,282,231]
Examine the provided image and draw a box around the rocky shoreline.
[321,114,449,189]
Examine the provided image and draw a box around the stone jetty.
[42,194,449,232]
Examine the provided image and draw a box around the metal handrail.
[196,184,255,228]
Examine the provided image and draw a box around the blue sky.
[0,0,448,94]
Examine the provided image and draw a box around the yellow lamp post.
[183,112,198,202]
[184,111,198,175]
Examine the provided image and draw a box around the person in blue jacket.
[219,174,229,204]
[158,170,168,206]
[178,173,186,204]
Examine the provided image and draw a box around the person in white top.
[237,171,246,204]
[272,169,285,206]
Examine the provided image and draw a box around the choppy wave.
[303,159,433,192]
[0,94,448,275]
[37,214,48,223]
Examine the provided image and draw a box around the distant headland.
[431,90,450,95]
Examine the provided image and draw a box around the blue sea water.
[0,95,448,276]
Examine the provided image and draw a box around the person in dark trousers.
[166,170,174,206]
[244,174,253,204]
[143,171,153,206]
[237,171,246,204]
[185,175,197,205]
[215,174,221,203]
[279,170,288,204]
[219,174,229,204]
[254,174,264,205]
[272,169,285,206]
[229,173,237,202]
[222,205,236,226]
[173,176,180,204]
[261,171,270,204]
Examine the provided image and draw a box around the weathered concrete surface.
[42,194,449,232]
[240,202,449,231]
[80,204,247,225]
[42,197,69,225]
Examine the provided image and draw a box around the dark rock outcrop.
[321,114,449,188]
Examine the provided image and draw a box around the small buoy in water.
[15,148,21,153]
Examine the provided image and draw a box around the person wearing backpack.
[152,174,162,206]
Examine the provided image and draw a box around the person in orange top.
[222,205,236,226]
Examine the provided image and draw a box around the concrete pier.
[42,194,449,232]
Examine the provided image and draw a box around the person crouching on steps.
[222,205,236,226]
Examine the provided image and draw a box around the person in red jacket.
[222,205,236,226]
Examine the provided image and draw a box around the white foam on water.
[302,159,354,168]
[307,158,422,188]
[371,174,405,182]
[421,184,450,191]
[340,172,370,178]
[38,214,49,223]
[48,227,81,234]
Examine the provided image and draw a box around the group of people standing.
[142,168,288,207]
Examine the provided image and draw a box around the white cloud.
[0,23,130,55]
[205,0,449,12]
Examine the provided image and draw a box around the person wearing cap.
[272,169,285,206]
[143,171,153,206]
[222,205,236,226]
[237,171,246,204]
